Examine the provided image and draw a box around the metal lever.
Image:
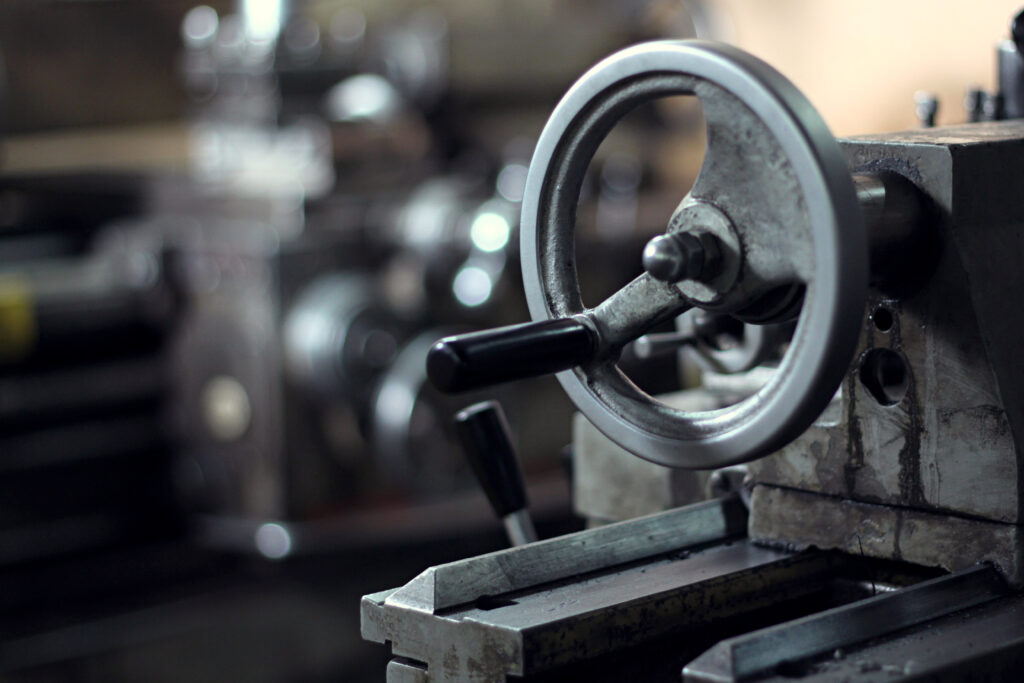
[632,331,696,359]
[427,318,596,393]
[454,401,538,546]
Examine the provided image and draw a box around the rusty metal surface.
[748,485,1024,586]
[749,120,1024,526]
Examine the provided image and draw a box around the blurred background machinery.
[0,1,1022,681]
[0,1,711,680]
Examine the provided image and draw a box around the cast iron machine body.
[362,37,1024,683]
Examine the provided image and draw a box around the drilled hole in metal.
[872,306,894,332]
[859,348,908,406]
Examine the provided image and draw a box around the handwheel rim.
[520,40,867,468]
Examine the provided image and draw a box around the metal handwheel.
[429,40,868,468]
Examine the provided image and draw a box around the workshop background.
[0,1,1019,682]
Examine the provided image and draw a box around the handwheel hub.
[663,200,741,305]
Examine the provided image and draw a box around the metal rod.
[502,509,538,546]
[852,171,931,291]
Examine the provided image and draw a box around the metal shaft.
[852,171,930,292]
[502,509,538,546]
[453,401,538,546]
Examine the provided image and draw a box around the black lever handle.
[454,401,537,545]
[454,401,526,517]
[427,318,596,393]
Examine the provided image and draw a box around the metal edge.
[383,494,747,613]
[682,564,1007,682]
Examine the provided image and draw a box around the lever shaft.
[454,401,537,546]
[427,318,596,393]
[633,331,696,359]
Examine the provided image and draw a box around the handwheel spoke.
[589,272,692,350]
[687,94,815,285]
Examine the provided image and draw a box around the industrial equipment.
[361,19,1024,683]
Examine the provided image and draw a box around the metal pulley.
[428,40,927,469]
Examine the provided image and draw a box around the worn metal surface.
[750,120,1024,527]
[683,564,1007,682]
[363,541,836,682]
[387,658,430,683]
[519,40,867,469]
[754,594,1024,682]
[367,49,1024,683]
[749,485,1024,586]
[365,495,746,616]
[361,496,837,682]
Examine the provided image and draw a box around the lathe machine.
[361,16,1024,683]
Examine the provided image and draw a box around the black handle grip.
[426,318,596,393]
[454,401,527,517]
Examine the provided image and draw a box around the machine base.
[749,484,1024,587]
[361,495,1024,681]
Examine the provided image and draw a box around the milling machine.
[361,17,1024,683]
